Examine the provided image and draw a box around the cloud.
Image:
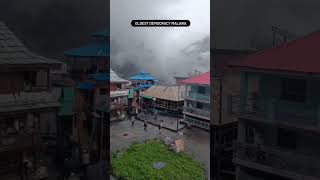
[111,0,210,84]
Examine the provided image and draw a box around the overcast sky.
[212,0,320,49]
[111,0,210,84]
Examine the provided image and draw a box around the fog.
[111,0,210,84]
[0,0,108,59]
[212,0,320,49]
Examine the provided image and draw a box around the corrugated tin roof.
[77,82,96,90]
[130,71,157,81]
[181,72,210,85]
[228,31,320,74]
[0,22,61,69]
[89,73,109,81]
[142,85,185,101]
[110,69,129,83]
[64,42,110,57]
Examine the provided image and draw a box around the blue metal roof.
[130,71,157,81]
[64,42,110,57]
[77,82,96,90]
[89,73,109,81]
[138,84,153,89]
[92,29,109,37]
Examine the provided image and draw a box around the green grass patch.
[111,140,205,180]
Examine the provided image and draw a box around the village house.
[230,31,320,180]
[0,22,61,177]
[181,72,210,130]
[129,71,157,114]
[64,29,109,165]
[141,85,185,117]
[211,48,256,179]
[110,69,129,121]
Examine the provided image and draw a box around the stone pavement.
[110,119,210,179]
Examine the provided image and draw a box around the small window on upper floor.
[281,78,306,103]
[198,86,206,94]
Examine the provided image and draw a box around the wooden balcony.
[0,135,40,153]
[110,90,129,97]
[0,91,59,113]
[234,142,320,180]
[185,92,210,103]
[230,94,320,132]
[183,106,210,120]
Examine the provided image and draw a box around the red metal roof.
[229,31,320,74]
[181,72,210,85]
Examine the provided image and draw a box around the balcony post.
[240,72,248,113]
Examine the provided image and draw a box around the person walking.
[144,120,147,130]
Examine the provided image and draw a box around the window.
[245,125,254,144]
[196,102,203,109]
[281,78,306,102]
[100,88,107,95]
[198,86,206,94]
[277,128,296,149]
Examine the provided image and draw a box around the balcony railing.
[110,90,129,97]
[0,135,38,153]
[235,142,320,178]
[186,93,210,102]
[183,106,210,118]
[230,94,318,127]
[0,92,59,112]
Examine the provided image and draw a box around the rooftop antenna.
[272,26,297,47]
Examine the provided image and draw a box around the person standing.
[131,115,135,127]
[159,120,163,133]
[144,120,147,130]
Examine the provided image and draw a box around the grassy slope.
[111,140,205,180]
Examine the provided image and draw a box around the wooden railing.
[0,91,58,111]
[230,93,318,126]
[186,93,210,102]
[235,142,320,178]
[183,107,210,118]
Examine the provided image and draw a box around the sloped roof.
[229,31,320,74]
[77,82,95,90]
[130,71,157,81]
[181,72,210,85]
[142,85,185,101]
[64,42,110,57]
[0,22,61,69]
[110,69,129,83]
[89,73,109,81]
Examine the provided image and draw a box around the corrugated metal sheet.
[229,31,320,74]
[110,69,129,83]
[142,85,185,101]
